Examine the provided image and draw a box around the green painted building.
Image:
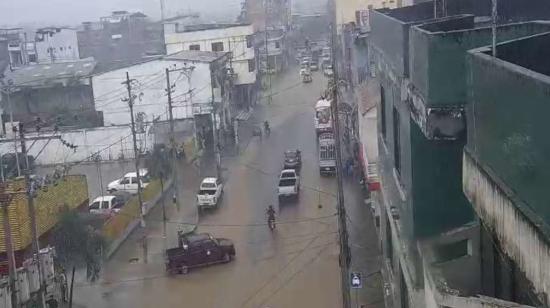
[369,0,550,306]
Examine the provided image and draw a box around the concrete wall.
[0,125,151,165]
[77,20,164,73]
[411,121,473,237]
[466,48,550,227]
[34,29,80,63]
[92,59,213,126]
[370,10,411,77]
[164,25,256,86]
[410,22,550,107]
[463,152,550,305]
[1,83,98,127]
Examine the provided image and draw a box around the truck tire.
[179,266,189,275]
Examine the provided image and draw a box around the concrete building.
[92,50,232,151]
[34,27,80,63]
[0,28,35,68]
[258,27,287,74]
[368,0,550,306]
[239,0,291,32]
[164,23,257,109]
[463,31,550,307]
[0,58,99,133]
[77,11,165,73]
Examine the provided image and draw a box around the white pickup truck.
[278,169,300,200]
[197,177,224,210]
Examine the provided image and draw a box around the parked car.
[284,150,302,170]
[197,177,224,210]
[278,169,300,200]
[88,195,125,215]
[165,233,235,275]
[107,169,150,194]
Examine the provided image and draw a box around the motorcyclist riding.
[264,120,271,136]
[267,205,276,229]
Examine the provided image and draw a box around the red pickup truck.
[165,233,235,275]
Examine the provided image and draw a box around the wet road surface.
[72,69,343,308]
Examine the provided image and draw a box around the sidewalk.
[70,159,202,294]
[338,97,385,308]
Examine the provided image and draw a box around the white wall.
[92,59,214,126]
[0,126,151,165]
[165,25,256,85]
[35,29,80,63]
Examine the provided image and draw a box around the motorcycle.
[268,216,276,230]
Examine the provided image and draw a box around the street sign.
[351,272,362,289]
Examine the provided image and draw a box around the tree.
[52,208,105,269]
[145,144,171,180]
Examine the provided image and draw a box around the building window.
[275,41,280,49]
[189,44,200,51]
[380,86,386,139]
[393,107,401,175]
[211,42,224,52]
[246,35,253,48]
[248,59,255,72]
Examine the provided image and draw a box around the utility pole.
[491,0,498,57]
[123,72,146,228]
[264,0,273,104]
[0,185,16,308]
[331,14,352,308]
[210,73,222,180]
[166,65,195,208]
[18,123,46,308]
[0,80,21,177]
[165,67,177,210]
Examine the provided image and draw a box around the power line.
[241,225,334,307]
[114,209,337,228]
[72,235,335,290]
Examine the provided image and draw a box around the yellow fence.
[0,175,88,252]
[101,179,162,242]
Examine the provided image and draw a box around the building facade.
[367,0,550,307]
[77,11,165,73]
[92,50,232,151]
[164,23,257,110]
[463,31,550,307]
[34,27,80,63]
[0,58,99,133]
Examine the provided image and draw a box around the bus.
[314,98,332,134]
[318,132,336,175]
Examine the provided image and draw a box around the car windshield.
[199,189,216,195]
[281,171,295,178]
[89,202,100,210]
[201,182,216,189]
[279,179,296,186]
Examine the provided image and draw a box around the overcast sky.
[0,0,327,28]
[0,0,243,27]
